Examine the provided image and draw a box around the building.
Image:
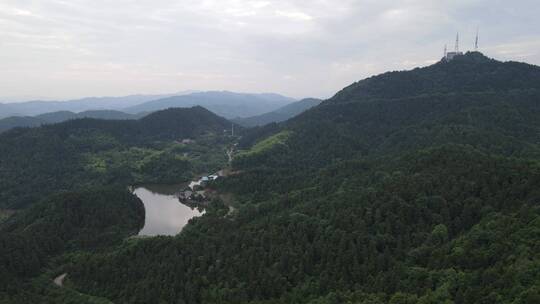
[445,51,463,61]
[179,190,194,200]
[444,33,463,61]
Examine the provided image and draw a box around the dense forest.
[0,106,236,209]
[0,187,144,303]
[1,53,539,303]
[0,110,143,133]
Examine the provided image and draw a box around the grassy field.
[237,130,291,157]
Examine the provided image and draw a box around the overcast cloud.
[1,0,539,101]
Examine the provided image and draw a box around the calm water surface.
[134,185,204,236]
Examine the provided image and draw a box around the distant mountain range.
[233,98,322,127]
[0,94,179,118]
[0,91,301,132]
[0,110,145,133]
[0,91,296,122]
[123,91,295,119]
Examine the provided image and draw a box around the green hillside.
[57,53,540,303]
[2,53,540,304]
[0,106,236,209]
[0,110,143,133]
[331,52,540,103]
[0,187,144,304]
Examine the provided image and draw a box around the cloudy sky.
[1,0,539,101]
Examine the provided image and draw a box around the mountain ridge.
[233,98,322,127]
[0,91,296,120]
[329,52,540,104]
[0,110,144,133]
[0,93,177,118]
[125,91,296,119]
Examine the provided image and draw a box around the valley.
[1,53,539,304]
[133,147,237,237]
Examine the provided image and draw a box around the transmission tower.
[474,28,479,51]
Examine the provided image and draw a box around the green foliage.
[65,146,540,304]
[3,53,540,304]
[332,52,540,103]
[237,130,291,158]
[0,210,14,224]
[0,187,144,297]
[0,274,115,304]
[64,54,540,304]
[0,107,233,209]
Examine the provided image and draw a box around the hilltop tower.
[445,32,464,61]
[474,28,479,51]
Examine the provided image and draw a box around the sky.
[1,0,539,102]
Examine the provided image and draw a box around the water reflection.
[134,186,204,236]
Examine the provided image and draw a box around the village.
[176,171,223,207]
[173,136,236,209]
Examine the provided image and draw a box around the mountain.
[0,116,43,133]
[61,53,540,304]
[233,98,322,127]
[0,110,144,133]
[0,93,178,118]
[137,106,235,139]
[237,52,540,164]
[124,91,296,119]
[0,106,236,209]
[3,53,540,304]
[331,51,540,103]
[0,103,16,117]
[0,91,296,121]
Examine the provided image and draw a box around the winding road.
[53,273,67,287]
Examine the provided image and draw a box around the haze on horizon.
[1,0,539,102]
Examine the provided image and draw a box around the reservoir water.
[134,185,204,236]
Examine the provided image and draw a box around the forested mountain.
[236,52,540,167]
[124,91,296,119]
[331,52,540,103]
[0,110,144,133]
[2,53,540,304]
[234,98,322,127]
[64,53,540,303]
[0,106,235,209]
[0,187,144,303]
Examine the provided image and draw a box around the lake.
[133,185,204,236]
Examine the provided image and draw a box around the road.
[226,148,234,163]
[53,273,67,287]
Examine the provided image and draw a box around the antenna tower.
[474,28,479,51]
[455,32,459,52]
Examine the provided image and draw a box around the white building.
[444,33,463,61]
[445,51,463,61]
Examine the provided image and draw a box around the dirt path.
[226,148,234,163]
[53,273,67,287]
